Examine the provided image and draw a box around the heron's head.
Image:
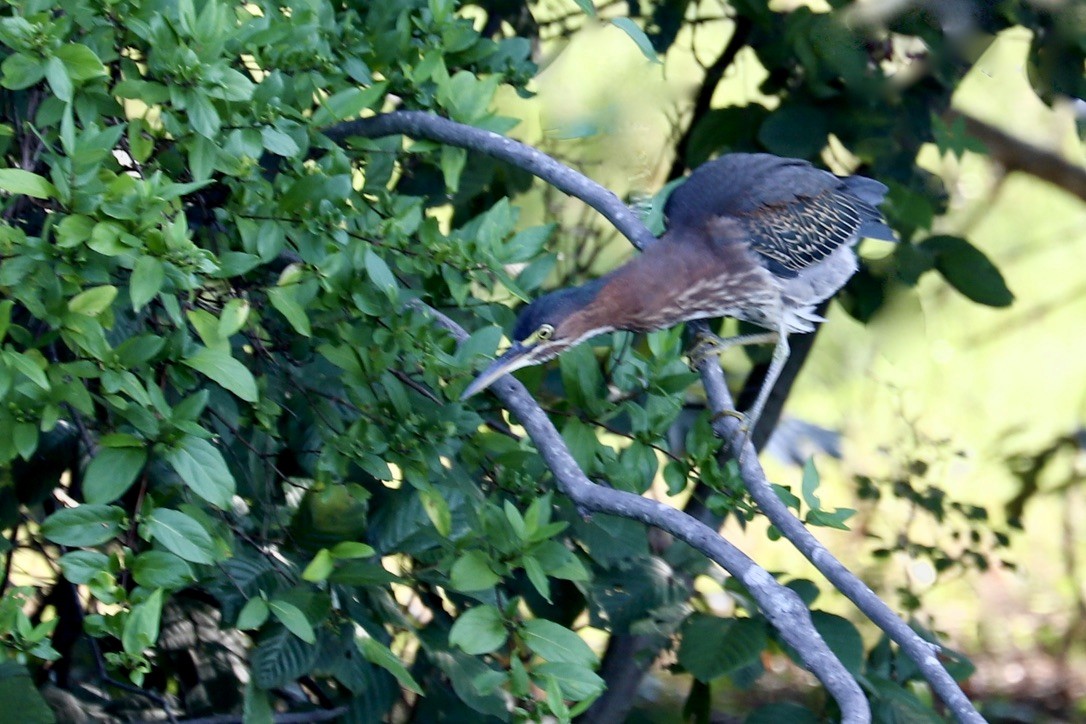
[461,280,613,399]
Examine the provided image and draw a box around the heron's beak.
[461,342,534,400]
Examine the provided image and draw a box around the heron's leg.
[743,331,791,437]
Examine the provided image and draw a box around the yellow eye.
[536,324,554,341]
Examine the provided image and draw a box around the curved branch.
[412,301,868,722]
[325,111,657,251]
[335,111,982,722]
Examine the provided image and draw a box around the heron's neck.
[575,243,668,333]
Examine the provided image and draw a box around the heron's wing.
[665,154,895,279]
[738,180,894,277]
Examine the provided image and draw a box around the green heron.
[462,153,895,432]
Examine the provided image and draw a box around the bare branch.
[325,111,657,251]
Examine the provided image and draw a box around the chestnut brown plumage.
[462,153,895,432]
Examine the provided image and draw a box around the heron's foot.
[687,332,729,369]
[710,407,747,427]
[710,408,755,463]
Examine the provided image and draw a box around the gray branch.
[326,111,657,251]
[330,110,982,722]
[697,356,984,723]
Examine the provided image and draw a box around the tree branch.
[325,112,657,251]
[948,108,1086,204]
[695,355,984,723]
[331,110,983,722]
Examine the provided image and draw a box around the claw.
[711,408,746,425]
[711,408,752,463]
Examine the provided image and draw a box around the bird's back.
[664,154,894,280]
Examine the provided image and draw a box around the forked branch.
[328,109,982,723]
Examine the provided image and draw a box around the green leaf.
[312,82,388,125]
[183,347,258,403]
[131,551,195,589]
[364,248,397,294]
[921,235,1014,307]
[6,351,48,390]
[521,555,550,602]
[130,256,164,311]
[13,422,37,459]
[771,483,801,512]
[868,676,944,723]
[458,324,503,364]
[358,636,422,695]
[83,446,147,504]
[188,135,217,181]
[449,605,507,655]
[0,168,57,200]
[122,589,163,656]
[503,224,554,263]
[68,285,117,316]
[243,681,274,724]
[521,619,596,666]
[0,299,13,341]
[251,628,318,689]
[41,504,125,546]
[267,287,311,337]
[268,600,315,644]
[218,298,250,337]
[800,457,820,512]
[55,43,106,80]
[329,541,375,559]
[146,508,216,564]
[188,92,221,138]
[1,53,46,90]
[44,56,72,103]
[559,343,604,412]
[571,0,596,16]
[811,612,864,675]
[419,487,451,537]
[440,145,467,193]
[450,550,501,591]
[58,550,110,584]
[678,614,767,682]
[164,435,237,508]
[610,18,660,63]
[301,549,334,582]
[534,662,605,700]
[261,126,300,157]
[805,507,856,530]
[237,596,270,630]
